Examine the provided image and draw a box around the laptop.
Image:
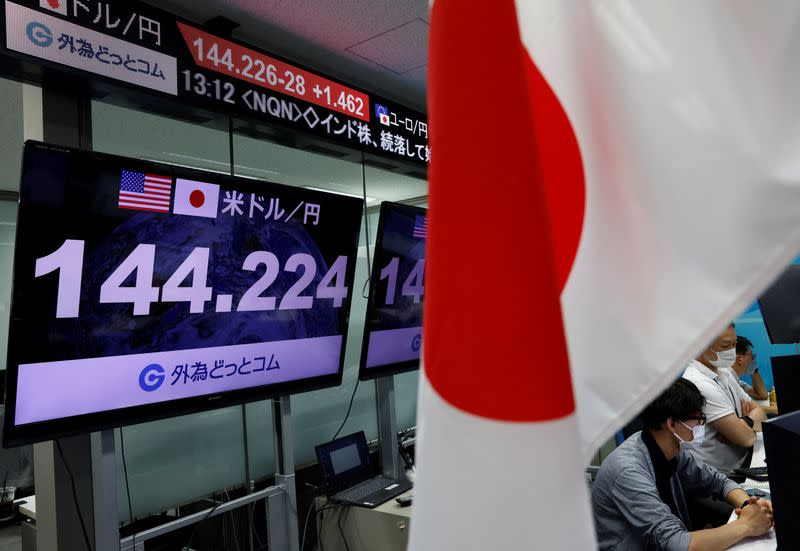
[315,431,412,508]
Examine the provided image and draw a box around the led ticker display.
[3,142,363,446]
[178,23,370,121]
[1,0,429,165]
[359,202,426,380]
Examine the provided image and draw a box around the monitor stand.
[375,375,402,479]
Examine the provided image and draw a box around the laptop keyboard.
[337,477,397,501]
[734,466,768,481]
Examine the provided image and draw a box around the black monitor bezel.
[758,264,800,345]
[763,410,800,548]
[770,354,800,415]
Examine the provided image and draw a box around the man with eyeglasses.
[593,379,773,550]
[732,336,778,414]
[682,323,768,472]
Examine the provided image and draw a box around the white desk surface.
[14,495,35,521]
[316,489,413,519]
[727,433,776,550]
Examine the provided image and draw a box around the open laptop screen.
[330,444,362,474]
[316,431,372,493]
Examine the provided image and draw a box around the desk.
[14,495,36,551]
[727,433,776,550]
[15,495,35,521]
[316,490,412,551]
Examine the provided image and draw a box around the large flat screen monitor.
[4,141,363,446]
[758,265,800,344]
[359,202,426,380]
[771,355,800,415]
[763,410,800,549]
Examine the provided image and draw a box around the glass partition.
[0,201,16,374]
[92,101,251,519]
[231,134,379,467]
[90,99,427,519]
[0,77,25,373]
[363,167,427,433]
[0,77,23,193]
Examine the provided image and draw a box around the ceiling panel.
[346,19,429,74]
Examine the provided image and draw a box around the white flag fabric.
[411,0,596,549]
[517,0,800,459]
[173,178,220,219]
[411,1,800,549]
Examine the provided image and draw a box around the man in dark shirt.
[592,379,773,550]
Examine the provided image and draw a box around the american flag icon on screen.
[118,171,172,213]
[413,214,427,239]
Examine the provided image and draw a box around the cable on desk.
[317,502,347,551]
[300,497,317,551]
[337,505,351,551]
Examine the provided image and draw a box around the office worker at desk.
[682,324,768,472]
[732,336,778,415]
[592,379,773,551]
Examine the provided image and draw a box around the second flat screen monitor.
[359,202,426,380]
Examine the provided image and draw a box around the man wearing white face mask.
[593,379,772,550]
[682,323,768,472]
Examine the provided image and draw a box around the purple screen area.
[366,327,422,368]
[15,335,342,424]
[330,443,362,474]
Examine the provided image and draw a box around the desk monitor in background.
[763,411,800,550]
[359,202,426,380]
[3,141,363,446]
[758,265,800,344]
[772,355,800,415]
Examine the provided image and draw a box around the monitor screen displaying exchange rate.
[3,141,363,446]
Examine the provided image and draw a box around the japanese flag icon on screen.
[375,104,391,126]
[40,0,67,15]
[173,179,220,219]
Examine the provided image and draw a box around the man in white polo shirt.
[683,323,768,472]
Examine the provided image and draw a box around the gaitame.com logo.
[26,21,53,48]
[412,334,422,352]
[139,364,165,392]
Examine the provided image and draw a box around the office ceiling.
[155,0,430,112]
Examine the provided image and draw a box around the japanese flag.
[411,1,800,550]
[40,0,66,15]
[173,179,220,219]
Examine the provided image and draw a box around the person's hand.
[735,496,759,517]
[735,499,773,537]
[757,498,773,515]
[742,399,755,417]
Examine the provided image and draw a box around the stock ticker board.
[2,0,429,165]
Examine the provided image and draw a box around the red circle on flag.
[424,0,585,423]
[189,190,205,208]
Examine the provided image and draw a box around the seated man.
[732,336,778,415]
[683,324,768,472]
[592,379,773,551]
